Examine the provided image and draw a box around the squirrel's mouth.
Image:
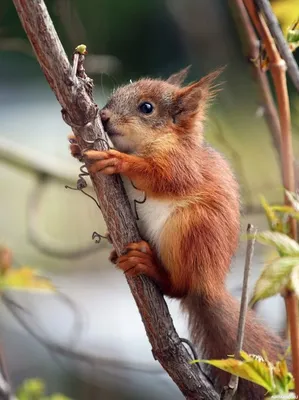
[104,123,123,138]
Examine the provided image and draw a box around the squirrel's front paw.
[116,241,156,278]
[84,149,124,175]
[68,133,82,160]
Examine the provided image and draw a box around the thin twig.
[221,224,256,400]
[2,293,173,374]
[71,53,79,82]
[255,0,299,92]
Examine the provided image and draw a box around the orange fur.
[68,68,289,399]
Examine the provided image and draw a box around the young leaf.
[48,395,72,400]
[249,257,299,306]
[260,196,281,231]
[75,44,87,55]
[192,352,274,392]
[254,231,299,257]
[0,267,55,293]
[285,190,299,212]
[17,378,45,399]
[271,206,297,214]
[192,351,294,396]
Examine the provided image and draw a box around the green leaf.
[285,190,299,212]
[249,257,299,306]
[270,206,299,221]
[192,351,294,396]
[254,231,299,257]
[260,196,281,231]
[16,378,72,400]
[0,267,55,293]
[287,29,299,43]
[47,395,72,400]
[271,206,296,214]
[75,44,87,54]
[17,378,45,399]
[192,351,274,392]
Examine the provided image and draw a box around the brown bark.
[12,0,219,398]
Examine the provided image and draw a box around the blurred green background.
[0,0,298,399]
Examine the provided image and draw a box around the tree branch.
[255,0,299,92]
[244,0,297,240]
[221,224,256,400]
[231,0,282,162]
[12,0,219,398]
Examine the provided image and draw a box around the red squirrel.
[69,67,288,399]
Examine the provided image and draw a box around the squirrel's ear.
[166,65,191,86]
[172,67,224,121]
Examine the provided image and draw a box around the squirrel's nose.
[100,109,110,129]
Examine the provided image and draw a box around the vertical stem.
[221,224,256,400]
[231,0,282,161]
[243,1,297,241]
[243,1,299,395]
[285,291,299,392]
[255,0,299,92]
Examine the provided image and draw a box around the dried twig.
[255,0,299,92]
[2,293,169,375]
[221,224,256,400]
[12,1,219,398]
[0,345,15,400]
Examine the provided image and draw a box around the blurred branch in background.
[53,0,87,48]
[243,0,297,238]
[27,175,107,259]
[241,0,299,394]
[256,0,299,92]
[0,137,106,259]
[0,37,33,56]
[231,0,282,163]
[53,0,121,77]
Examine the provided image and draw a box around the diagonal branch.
[12,0,218,398]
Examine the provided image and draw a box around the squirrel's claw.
[109,249,118,264]
[116,241,155,278]
[68,133,82,160]
[85,150,123,175]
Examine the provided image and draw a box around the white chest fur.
[121,176,175,251]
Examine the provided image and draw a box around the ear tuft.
[166,65,191,86]
[172,66,225,123]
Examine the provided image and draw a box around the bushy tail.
[182,289,288,399]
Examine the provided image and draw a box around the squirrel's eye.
[139,102,153,114]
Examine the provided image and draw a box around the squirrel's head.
[100,66,223,153]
